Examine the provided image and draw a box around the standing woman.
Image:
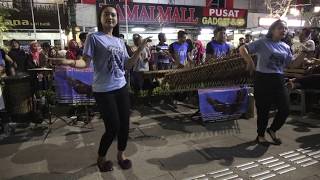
[239,20,306,145]
[54,5,150,171]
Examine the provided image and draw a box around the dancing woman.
[239,20,306,146]
[55,5,151,171]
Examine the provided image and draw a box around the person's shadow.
[296,133,320,150]
[7,127,139,180]
[147,140,269,171]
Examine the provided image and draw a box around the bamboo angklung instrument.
[163,56,255,92]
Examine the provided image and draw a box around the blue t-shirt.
[206,40,230,59]
[83,32,129,92]
[0,52,4,66]
[246,38,293,74]
[169,42,191,65]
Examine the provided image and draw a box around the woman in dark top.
[8,39,27,73]
[55,5,151,172]
[239,20,306,146]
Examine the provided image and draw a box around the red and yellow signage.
[96,1,248,28]
[201,8,247,28]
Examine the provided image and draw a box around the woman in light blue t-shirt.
[56,5,151,172]
[240,20,306,146]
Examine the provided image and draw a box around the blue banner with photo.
[54,66,94,104]
[198,86,249,122]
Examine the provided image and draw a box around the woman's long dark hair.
[266,19,287,40]
[97,5,120,37]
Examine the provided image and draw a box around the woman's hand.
[50,58,75,66]
[239,45,255,75]
[138,37,152,51]
[245,60,256,74]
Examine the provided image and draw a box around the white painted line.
[267,161,285,168]
[255,173,276,180]
[213,171,234,178]
[289,155,307,162]
[233,178,243,180]
[301,150,312,154]
[313,154,320,159]
[257,157,274,162]
[307,150,320,156]
[235,162,255,168]
[283,153,300,159]
[277,167,296,174]
[262,159,279,165]
[218,174,239,180]
[295,158,312,164]
[301,160,319,167]
[207,168,230,175]
[272,164,291,171]
[184,174,206,180]
[250,170,271,178]
[296,147,311,151]
[240,164,259,171]
[279,151,295,156]
[197,178,209,180]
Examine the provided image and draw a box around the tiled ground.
[0,104,319,180]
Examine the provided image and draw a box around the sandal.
[118,159,132,170]
[255,136,269,147]
[97,160,113,172]
[267,128,282,145]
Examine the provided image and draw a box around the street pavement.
[0,103,319,180]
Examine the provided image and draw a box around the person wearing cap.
[169,30,192,68]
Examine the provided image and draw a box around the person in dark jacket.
[8,39,28,73]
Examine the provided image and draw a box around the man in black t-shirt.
[156,33,171,70]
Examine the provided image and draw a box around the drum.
[3,75,33,115]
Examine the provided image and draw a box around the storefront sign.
[96,1,200,26]
[96,1,248,28]
[2,3,67,30]
[201,8,247,28]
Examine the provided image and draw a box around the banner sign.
[201,8,247,28]
[2,2,67,30]
[83,0,130,4]
[54,66,95,104]
[96,1,247,28]
[198,87,249,122]
[96,0,201,26]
